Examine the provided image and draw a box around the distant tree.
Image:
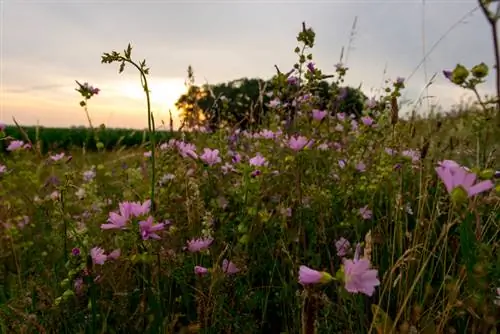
[175,66,206,130]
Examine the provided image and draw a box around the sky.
[0,0,496,130]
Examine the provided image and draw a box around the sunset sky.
[0,0,496,130]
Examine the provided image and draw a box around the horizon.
[1,0,496,130]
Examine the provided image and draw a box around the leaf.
[459,212,477,273]
[371,304,395,334]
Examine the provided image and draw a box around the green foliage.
[1,21,500,334]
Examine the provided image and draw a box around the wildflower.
[494,288,500,306]
[335,237,351,257]
[222,259,240,275]
[435,162,493,198]
[0,165,7,174]
[83,168,96,182]
[187,237,214,252]
[336,112,346,121]
[307,62,315,72]
[71,247,80,256]
[356,162,366,172]
[249,153,267,167]
[365,98,377,109]
[139,216,164,240]
[50,153,65,161]
[343,258,380,296]
[74,278,84,295]
[443,70,452,80]
[101,212,128,230]
[268,98,281,108]
[7,140,24,151]
[144,151,152,158]
[298,265,333,285]
[401,149,420,163]
[334,124,344,132]
[359,206,373,220]
[0,121,5,131]
[287,76,298,85]
[75,188,85,199]
[50,191,60,201]
[338,160,346,169]
[221,163,235,174]
[231,152,242,164]
[107,249,121,260]
[312,109,327,121]
[90,247,107,265]
[200,148,221,166]
[361,116,374,126]
[195,266,209,276]
[288,136,309,151]
[120,200,151,218]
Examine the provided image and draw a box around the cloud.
[1,0,496,128]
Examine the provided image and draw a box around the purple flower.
[0,165,7,174]
[83,168,96,182]
[288,136,309,151]
[200,148,221,166]
[335,238,351,257]
[249,153,267,167]
[222,259,240,275]
[443,70,452,80]
[71,247,81,256]
[144,151,152,158]
[337,87,348,101]
[187,237,214,252]
[435,163,493,198]
[312,109,327,121]
[356,162,366,172]
[343,258,380,296]
[359,206,373,220]
[90,247,107,265]
[7,140,24,151]
[298,265,333,285]
[361,116,374,126]
[307,62,315,72]
[139,216,165,240]
[287,76,298,85]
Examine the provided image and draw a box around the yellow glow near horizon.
[118,78,187,113]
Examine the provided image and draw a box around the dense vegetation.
[1,17,499,334]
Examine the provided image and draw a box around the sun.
[119,78,187,111]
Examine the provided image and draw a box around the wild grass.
[1,17,499,334]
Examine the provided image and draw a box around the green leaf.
[371,304,395,334]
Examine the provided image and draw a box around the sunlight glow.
[118,78,187,112]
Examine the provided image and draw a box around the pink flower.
[359,206,372,220]
[343,258,380,296]
[90,247,107,265]
[312,109,327,121]
[187,237,213,252]
[108,249,121,260]
[50,153,65,161]
[435,163,493,198]
[0,165,7,174]
[194,266,209,276]
[249,153,267,167]
[335,237,351,257]
[7,140,24,151]
[101,211,128,230]
[139,216,164,240]
[119,200,151,218]
[0,121,5,131]
[298,265,333,285]
[200,148,221,165]
[288,136,309,151]
[222,259,240,275]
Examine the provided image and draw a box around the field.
[1,23,500,334]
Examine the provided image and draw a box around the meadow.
[1,21,500,334]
